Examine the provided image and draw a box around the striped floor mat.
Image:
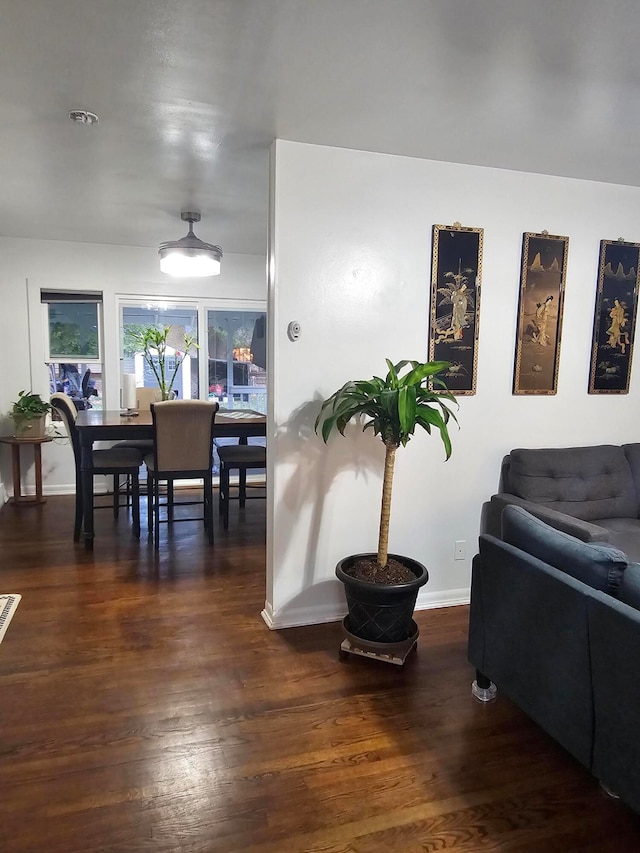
[0,594,21,644]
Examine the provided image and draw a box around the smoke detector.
[68,109,99,125]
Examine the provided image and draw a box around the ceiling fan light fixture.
[158,212,222,277]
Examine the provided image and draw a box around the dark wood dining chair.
[217,443,266,530]
[50,392,144,541]
[144,400,219,550]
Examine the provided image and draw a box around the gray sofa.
[469,504,640,815]
[483,443,640,561]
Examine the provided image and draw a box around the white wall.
[0,237,265,495]
[265,139,640,629]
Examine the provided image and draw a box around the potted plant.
[315,359,457,651]
[127,325,198,400]
[10,391,52,439]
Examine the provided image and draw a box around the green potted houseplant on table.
[10,391,52,439]
[315,359,457,657]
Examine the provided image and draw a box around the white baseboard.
[264,602,344,630]
[415,586,471,610]
[44,483,77,496]
[264,586,471,630]
[27,476,261,499]
[4,484,78,498]
[261,602,275,628]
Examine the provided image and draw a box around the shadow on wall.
[273,395,384,621]
[273,580,346,627]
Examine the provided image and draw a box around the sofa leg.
[472,669,497,703]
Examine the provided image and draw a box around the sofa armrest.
[486,494,610,543]
[589,591,640,813]
[469,535,594,768]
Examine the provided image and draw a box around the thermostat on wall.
[287,321,301,341]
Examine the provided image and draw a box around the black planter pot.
[336,553,429,644]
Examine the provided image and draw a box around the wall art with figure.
[589,239,640,394]
[513,232,568,395]
[428,224,483,395]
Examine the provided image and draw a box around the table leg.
[11,444,21,501]
[80,442,95,550]
[34,443,45,504]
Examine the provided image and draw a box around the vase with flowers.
[128,325,198,401]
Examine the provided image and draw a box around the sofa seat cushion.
[618,563,640,611]
[502,505,628,595]
[508,445,637,522]
[592,518,640,564]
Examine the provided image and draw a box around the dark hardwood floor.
[1,493,639,852]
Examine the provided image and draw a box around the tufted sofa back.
[506,445,638,522]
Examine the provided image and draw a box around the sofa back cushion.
[502,505,628,594]
[508,445,637,521]
[623,444,640,511]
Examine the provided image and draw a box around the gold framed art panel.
[588,239,640,394]
[428,223,483,395]
[513,231,568,395]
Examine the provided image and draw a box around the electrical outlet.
[454,540,466,561]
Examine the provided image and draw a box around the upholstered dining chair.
[144,400,219,549]
[50,392,144,541]
[136,387,162,410]
[112,386,161,455]
[216,443,266,530]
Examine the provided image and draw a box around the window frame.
[116,295,267,405]
[42,291,104,364]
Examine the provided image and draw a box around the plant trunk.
[166,355,183,399]
[157,346,167,398]
[145,353,165,399]
[377,442,397,567]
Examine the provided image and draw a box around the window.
[207,310,266,412]
[121,302,199,400]
[117,300,266,416]
[43,292,102,360]
[48,362,103,410]
[42,291,104,411]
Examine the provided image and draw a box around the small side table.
[0,435,53,506]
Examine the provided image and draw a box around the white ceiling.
[3,0,640,256]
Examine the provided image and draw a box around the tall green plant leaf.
[315,358,458,568]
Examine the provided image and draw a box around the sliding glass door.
[119,301,266,412]
[120,301,199,400]
[207,309,266,413]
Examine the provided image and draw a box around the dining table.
[75,407,267,550]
